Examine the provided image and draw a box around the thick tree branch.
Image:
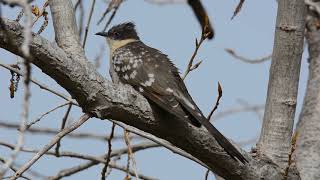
[295,11,320,179]
[258,0,306,168]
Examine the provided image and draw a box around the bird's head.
[96,22,140,54]
[96,22,139,40]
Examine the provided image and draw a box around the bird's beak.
[95,32,108,37]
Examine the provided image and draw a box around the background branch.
[257,0,306,168]
[295,8,320,179]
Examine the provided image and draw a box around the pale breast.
[112,47,143,82]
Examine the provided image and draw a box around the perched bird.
[96,22,247,163]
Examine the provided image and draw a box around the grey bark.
[295,12,320,180]
[258,0,306,168]
[0,0,301,179]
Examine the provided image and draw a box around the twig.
[207,82,222,120]
[46,142,159,180]
[74,0,80,10]
[225,48,271,64]
[31,1,49,27]
[97,0,122,25]
[49,161,156,180]
[0,141,159,164]
[111,120,208,169]
[236,99,264,121]
[182,15,211,80]
[204,169,210,180]
[0,59,31,178]
[126,150,130,178]
[15,9,24,22]
[213,104,264,122]
[0,157,31,180]
[55,103,73,156]
[49,160,96,180]
[109,163,156,180]
[82,0,96,48]
[0,120,137,141]
[26,102,70,129]
[124,130,140,180]
[0,63,77,104]
[101,123,116,180]
[102,4,121,32]
[231,0,245,20]
[10,113,91,180]
[203,83,223,180]
[284,131,298,178]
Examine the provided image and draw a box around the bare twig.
[0,63,77,104]
[10,113,91,180]
[124,130,140,180]
[225,48,271,64]
[102,4,121,32]
[0,59,31,178]
[284,131,298,178]
[45,142,159,180]
[101,123,116,180]
[0,141,159,164]
[97,0,122,25]
[26,102,70,129]
[49,161,156,180]
[109,163,156,180]
[111,120,208,169]
[204,169,210,180]
[231,0,245,20]
[207,82,223,120]
[31,1,49,27]
[0,120,138,141]
[55,103,73,156]
[74,0,80,10]
[0,157,31,180]
[213,104,264,122]
[15,9,24,22]
[82,0,96,48]
[182,15,211,80]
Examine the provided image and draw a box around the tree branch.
[10,113,91,179]
[295,9,320,179]
[257,0,306,168]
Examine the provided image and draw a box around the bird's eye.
[114,32,120,38]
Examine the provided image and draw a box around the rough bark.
[295,13,320,180]
[258,0,306,168]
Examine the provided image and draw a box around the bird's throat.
[107,38,138,56]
